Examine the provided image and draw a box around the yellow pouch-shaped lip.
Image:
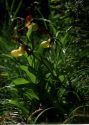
[11,46,25,57]
[40,38,53,48]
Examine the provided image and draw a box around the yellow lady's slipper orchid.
[25,22,38,31]
[25,21,31,29]
[40,38,53,48]
[11,46,25,57]
[25,15,32,29]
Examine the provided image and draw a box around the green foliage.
[0,0,89,124]
[13,78,30,85]
[24,89,39,101]
[26,25,33,40]
[20,65,36,84]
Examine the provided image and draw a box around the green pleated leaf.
[13,78,29,85]
[42,57,53,72]
[20,65,36,84]
[25,89,39,100]
[59,75,64,82]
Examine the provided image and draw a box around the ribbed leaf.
[13,78,29,85]
[25,89,39,100]
[59,75,64,82]
[20,65,36,83]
